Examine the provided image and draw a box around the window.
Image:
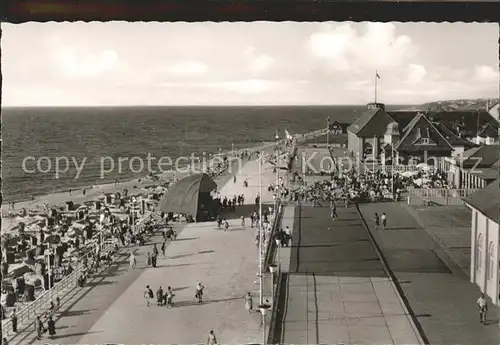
[421,138,430,144]
[488,241,495,280]
[476,233,483,271]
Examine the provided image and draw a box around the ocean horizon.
[2,105,407,202]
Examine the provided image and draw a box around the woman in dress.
[47,316,56,339]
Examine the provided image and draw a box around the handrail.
[264,200,283,271]
[267,270,283,345]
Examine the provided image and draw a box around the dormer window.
[421,138,430,144]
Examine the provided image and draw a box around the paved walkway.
[278,203,423,344]
[359,202,500,345]
[7,158,278,345]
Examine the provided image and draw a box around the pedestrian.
[166,286,174,308]
[157,286,164,306]
[331,202,337,220]
[207,330,217,345]
[35,315,44,340]
[241,216,245,228]
[477,293,488,324]
[2,338,8,345]
[147,253,152,267]
[374,213,380,229]
[224,219,229,232]
[381,213,387,230]
[129,252,136,269]
[244,292,253,314]
[161,241,166,257]
[11,309,17,333]
[144,285,153,307]
[195,282,205,303]
[47,316,56,339]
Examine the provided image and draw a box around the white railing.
[407,188,478,206]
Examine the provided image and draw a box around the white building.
[465,180,500,305]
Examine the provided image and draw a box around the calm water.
[2,105,401,201]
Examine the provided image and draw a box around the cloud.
[55,48,119,78]
[308,23,415,72]
[158,61,208,76]
[407,64,427,83]
[243,46,275,73]
[474,65,498,82]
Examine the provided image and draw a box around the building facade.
[466,181,500,305]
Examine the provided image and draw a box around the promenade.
[276,203,423,345]
[359,202,500,345]
[6,156,278,345]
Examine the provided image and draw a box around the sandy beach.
[2,141,286,228]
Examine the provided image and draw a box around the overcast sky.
[3,22,498,106]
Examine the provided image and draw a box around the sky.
[2,22,499,106]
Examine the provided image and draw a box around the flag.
[376,71,381,79]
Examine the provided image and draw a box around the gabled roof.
[433,122,478,148]
[396,113,453,152]
[460,145,500,168]
[429,111,498,137]
[477,123,498,138]
[388,111,420,130]
[465,179,500,224]
[347,109,380,135]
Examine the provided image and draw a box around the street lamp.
[258,303,272,345]
[275,130,280,202]
[258,151,264,307]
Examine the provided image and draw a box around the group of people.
[143,282,205,307]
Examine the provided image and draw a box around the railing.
[1,238,118,338]
[407,188,478,206]
[263,200,283,272]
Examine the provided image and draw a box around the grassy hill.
[419,98,499,112]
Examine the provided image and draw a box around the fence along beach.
[0,128,321,343]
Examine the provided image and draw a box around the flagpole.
[375,71,378,103]
[326,117,330,149]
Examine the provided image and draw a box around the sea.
[1,105,404,202]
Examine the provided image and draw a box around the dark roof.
[429,111,499,137]
[329,121,349,131]
[387,111,420,130]
[347,108,395,137]
[465,179,500,223]
[158,173,217,216]
[477,123,498,137]
[347,109,380,135]
[469,168,499,181]
[432,122,478,148]
[396,113,453,152]
[461,145,500,168]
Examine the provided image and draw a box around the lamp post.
[258,303,271,345]
[232,143,235,156]
[275,131,280,201]
[258,151,264,307]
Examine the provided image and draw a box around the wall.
[347,131,362,158]
[470,207,499,305]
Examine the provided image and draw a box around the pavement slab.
[359,202,500,345]
[279,204,422,345]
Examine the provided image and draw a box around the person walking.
[224,219,229,232]
[35,315,44,340]
[144,285,153,307]
[2,338,8,345]
[244,292,253,314]
[129,252,136,269]
[207,330,217,345]
[47,316,56,339]
[10,309,18,333]
[166,286,174,308]
[381,213,387,230]
[241,216,245,228]
[374,213,380,229]
[157,286,164,306]
[147,252,152,267]
[161,240,166,257]
[477,293,488,324]
[330,202,337,220]
[195,282,205,303]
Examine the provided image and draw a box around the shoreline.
[2,141,280,208]
[1,141,284,218]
